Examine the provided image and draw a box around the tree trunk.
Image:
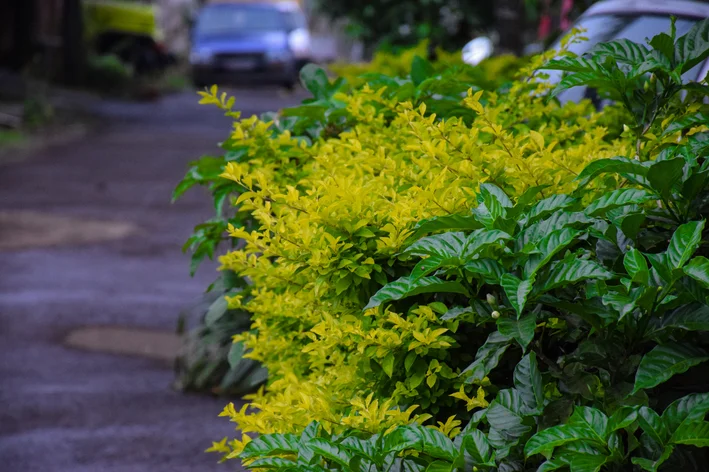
[494,0,525,55]
[7,0,37,70]
[61,0,85,86]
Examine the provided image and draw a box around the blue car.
[190,1,311,88]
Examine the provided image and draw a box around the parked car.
[189,0,311,89]
[463,0,709,103]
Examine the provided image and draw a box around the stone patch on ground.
[0,211,138,250]
[64,326,180,362]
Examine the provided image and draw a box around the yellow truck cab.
[83,0,174,74]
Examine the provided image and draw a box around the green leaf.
[662,392,709,431]
[684,256,709,287]
[364,276,468,310]
[632,447,674,472]
[621,213,646,241]
[410,214,482,239]
[524,227,582,278]
[536,458,570,472]
[569,454,608,472]
[675,18,709,73]
[227,341,245,369]
[487,389,532,440]
[299,64,335,100]
[525,424,589,457]
[172,177,197,201]
[205,295,228,326]
[424,460,453,472]
[633,342,709,393]
[637,407,669,446]
[647,158,685,199]
[516,212,592,251]
[646,252,673,284]
[525,194,576,224]
[589,38,649,65]
[568,407,610,444]
[550,71,610,98]
[498,312,536,349]
[381,352,395,378]
[462,429,493,464]
[542,259,614,293]
[670,421,709,446]
[509,185,550,218]
[341,436,378,463]
[584,189,653,217]
[463,332,512,383]
[404,232,468,258]
[601,291,637,321]
[608,406,639,432]
[240,434,300,458]
[441,306,472,321]
[480,183,513,208]
[307,438,354,467]
[649,32,675,62]
[575,157,649,189]
[462,259,504,283]
[514,353,544,411]
[624,249,650,284]
[667,221,705,270]
[246,457,297,469]
[406,229,510,261]
[411,55,435,86]
[465,229,513,256]
[384,425,457,461]
[544,55,607,73]
[681,170,709,202]
[650,304,709,334]
[501,274,534,318]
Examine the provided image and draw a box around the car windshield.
[548,14,703,103]
[195,5,287,36]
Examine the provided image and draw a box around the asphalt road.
[0,88,306,472]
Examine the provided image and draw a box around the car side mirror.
[462,37,494,65]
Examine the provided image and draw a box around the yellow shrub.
[195,59,635,458]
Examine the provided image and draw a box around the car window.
[196,5,286,36]
[283,10,307,31]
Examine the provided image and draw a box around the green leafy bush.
[182,19,709,472]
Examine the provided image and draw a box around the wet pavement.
[0,88,306,472]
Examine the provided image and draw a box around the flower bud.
[491,310,501,319]
[486,293,496,306]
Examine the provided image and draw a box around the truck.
[83,0,175,74]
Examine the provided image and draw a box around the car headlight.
[190,49,214,65]
[288,28,311,59]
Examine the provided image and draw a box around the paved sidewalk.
[0,89,305,471]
